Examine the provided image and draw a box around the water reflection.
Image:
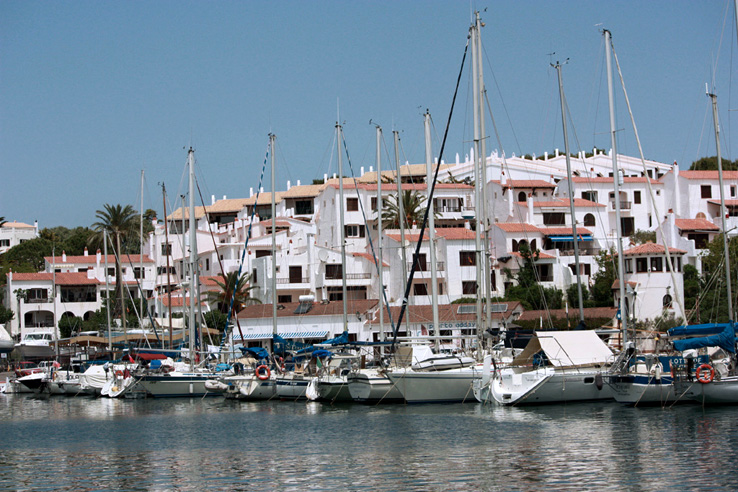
[2,394,738,490]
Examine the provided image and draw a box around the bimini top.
[512,330,614,368]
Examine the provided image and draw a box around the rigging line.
[612,43,687,319]
[194,177,243,343]
[340,131,397,334]
[481,40,522,156]
[121,249,161,344]
[219,140,271,353]
[392,35,469,348]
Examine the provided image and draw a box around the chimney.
[324,173,328,182]
[62,250,66,262]
[287,180,291,190]
[211,195,216,205]
[555,149,560,157]
[87,267,95,280]
[249,187,254,197]
[544,152,549,161]
[96,249,101,268]
[297,179,301,186]
[84,247,88,256]
[456,153,460,165]
[360,166,365,176]
[527,193,535,224]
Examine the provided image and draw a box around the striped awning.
[233,330,329,341]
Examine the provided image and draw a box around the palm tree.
[0,216,6,227]
[89,204,140,335]
[381,190,436,230]
[206,271,261,314]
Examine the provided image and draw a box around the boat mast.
[376,126,385,341]
[187,148,196,370]
[270,133,278,337]
[336,123,348,331]
[470,19,484,343]
[604,29,628,345]
[161,183,173,349]
[554,60,585,324]
[394,130,408,333]
[475,11,493,341]
[104,229,112,353]
[424,111,440,346]
[707,90,735,321]
[52,245,58,359]
[139,170,145,330]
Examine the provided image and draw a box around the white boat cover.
[512,331,613,368]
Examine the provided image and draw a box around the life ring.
[256,365,270,381]
[696,363,715,384]
[115,370,124,377]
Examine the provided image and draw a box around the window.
[459,251,476,266]
[252,268,257,284]
[107,267,115,277]
[77,268,87,273]
[27,288,48,302]
[205,259,210,271]
[650,257,663,272]
[731,185,736,198]
[621,217,635,237]
[289,266,303,283]
[625,259,633,273]
[413,283,428,296]
[518,191,527,202]
[490,270,497,290]
[583,214,596,227]
[161,243,172,256]
[636,257,648,273]
[0,239,9,247]
[582,191,597,202]
[633,191,641,204]
[371,197,377,211]
[663,294,673,309]
[134,267,144,279]
[543,213,566,225]
[295,200,313,215]
[462,281,477,295]
[255,250,271,258]
[347,198,359,211]
[325,264,343,280]
[278,295,292,303]
[701,185,712,199]
[344,225,365,238]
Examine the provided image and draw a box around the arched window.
[663,294,673,309]
[583,213,596,227]
[512,239,519,252]
[530,239,537,252]
[518,191,527,203]
[696,212,706,220]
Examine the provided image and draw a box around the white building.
[0,220,38,254]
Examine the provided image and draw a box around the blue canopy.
[311,349,333,358]
[240,346,270,361]
[672,322,736,354]
[272,335,312,356]
[668,322,735,338]
[322,331,349,346]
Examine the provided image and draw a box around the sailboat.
[476,33,617,406]
[136,148,220,397]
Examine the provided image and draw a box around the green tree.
[689,156,738,171]
[203,310,228,332]
[503,243,564,310]
[694,234,738,323]
[682,264,700,312]
[381,190,435,230]
[206,271,261,314]
[0,217,6,227]
[1,237,53,271]
[0,305,14,325]
[90,204,140,335]
[630,230,656,245]
[58,314,83,338]
[591,249,617,307]
[566,283,590,310]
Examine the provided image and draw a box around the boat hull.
[491,367,612,405]
[386,367,480,403]
[137,374,219,398]
[275,374,310,400]
[347,370,404,403]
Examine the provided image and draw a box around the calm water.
[0,394,736,491]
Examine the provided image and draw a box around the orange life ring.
[696,363,715,384]
[256,365,270,381]
[115,370,124,377]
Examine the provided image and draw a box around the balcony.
[276,277,310,284]
[610,200,632,211]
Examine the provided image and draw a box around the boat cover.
[667,322,734,337]
[512,331,613,368]
[272,335,311,356]
[671,322,735,354]
[239,346,270,361]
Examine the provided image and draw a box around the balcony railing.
[27,298,50,304]
[276,277,310,284]
[610,200,632,210]
[408,262,445,272]
[436,205,462,213]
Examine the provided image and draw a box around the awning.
[135,352,169,361]
[233,330,329,341]
[548,235,593,242]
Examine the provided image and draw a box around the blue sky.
[2,1,737,228]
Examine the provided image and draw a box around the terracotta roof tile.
[1,221,34,228]
[621,242,686,255]
[494,223,541,233]
[491,179,556,189]
[368,301,522,325]
[237,299,378,319]
[679,170,738,180]
[352,252,390,267]
[674,218,719,232]
[520,198,604,208]
[282,184,326,198]
[517,306,617,321]
[9,272,100,285]
[385,227,476,242]
[539,227,593,236]
[571,176,660,184]
[45,254,154,264]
